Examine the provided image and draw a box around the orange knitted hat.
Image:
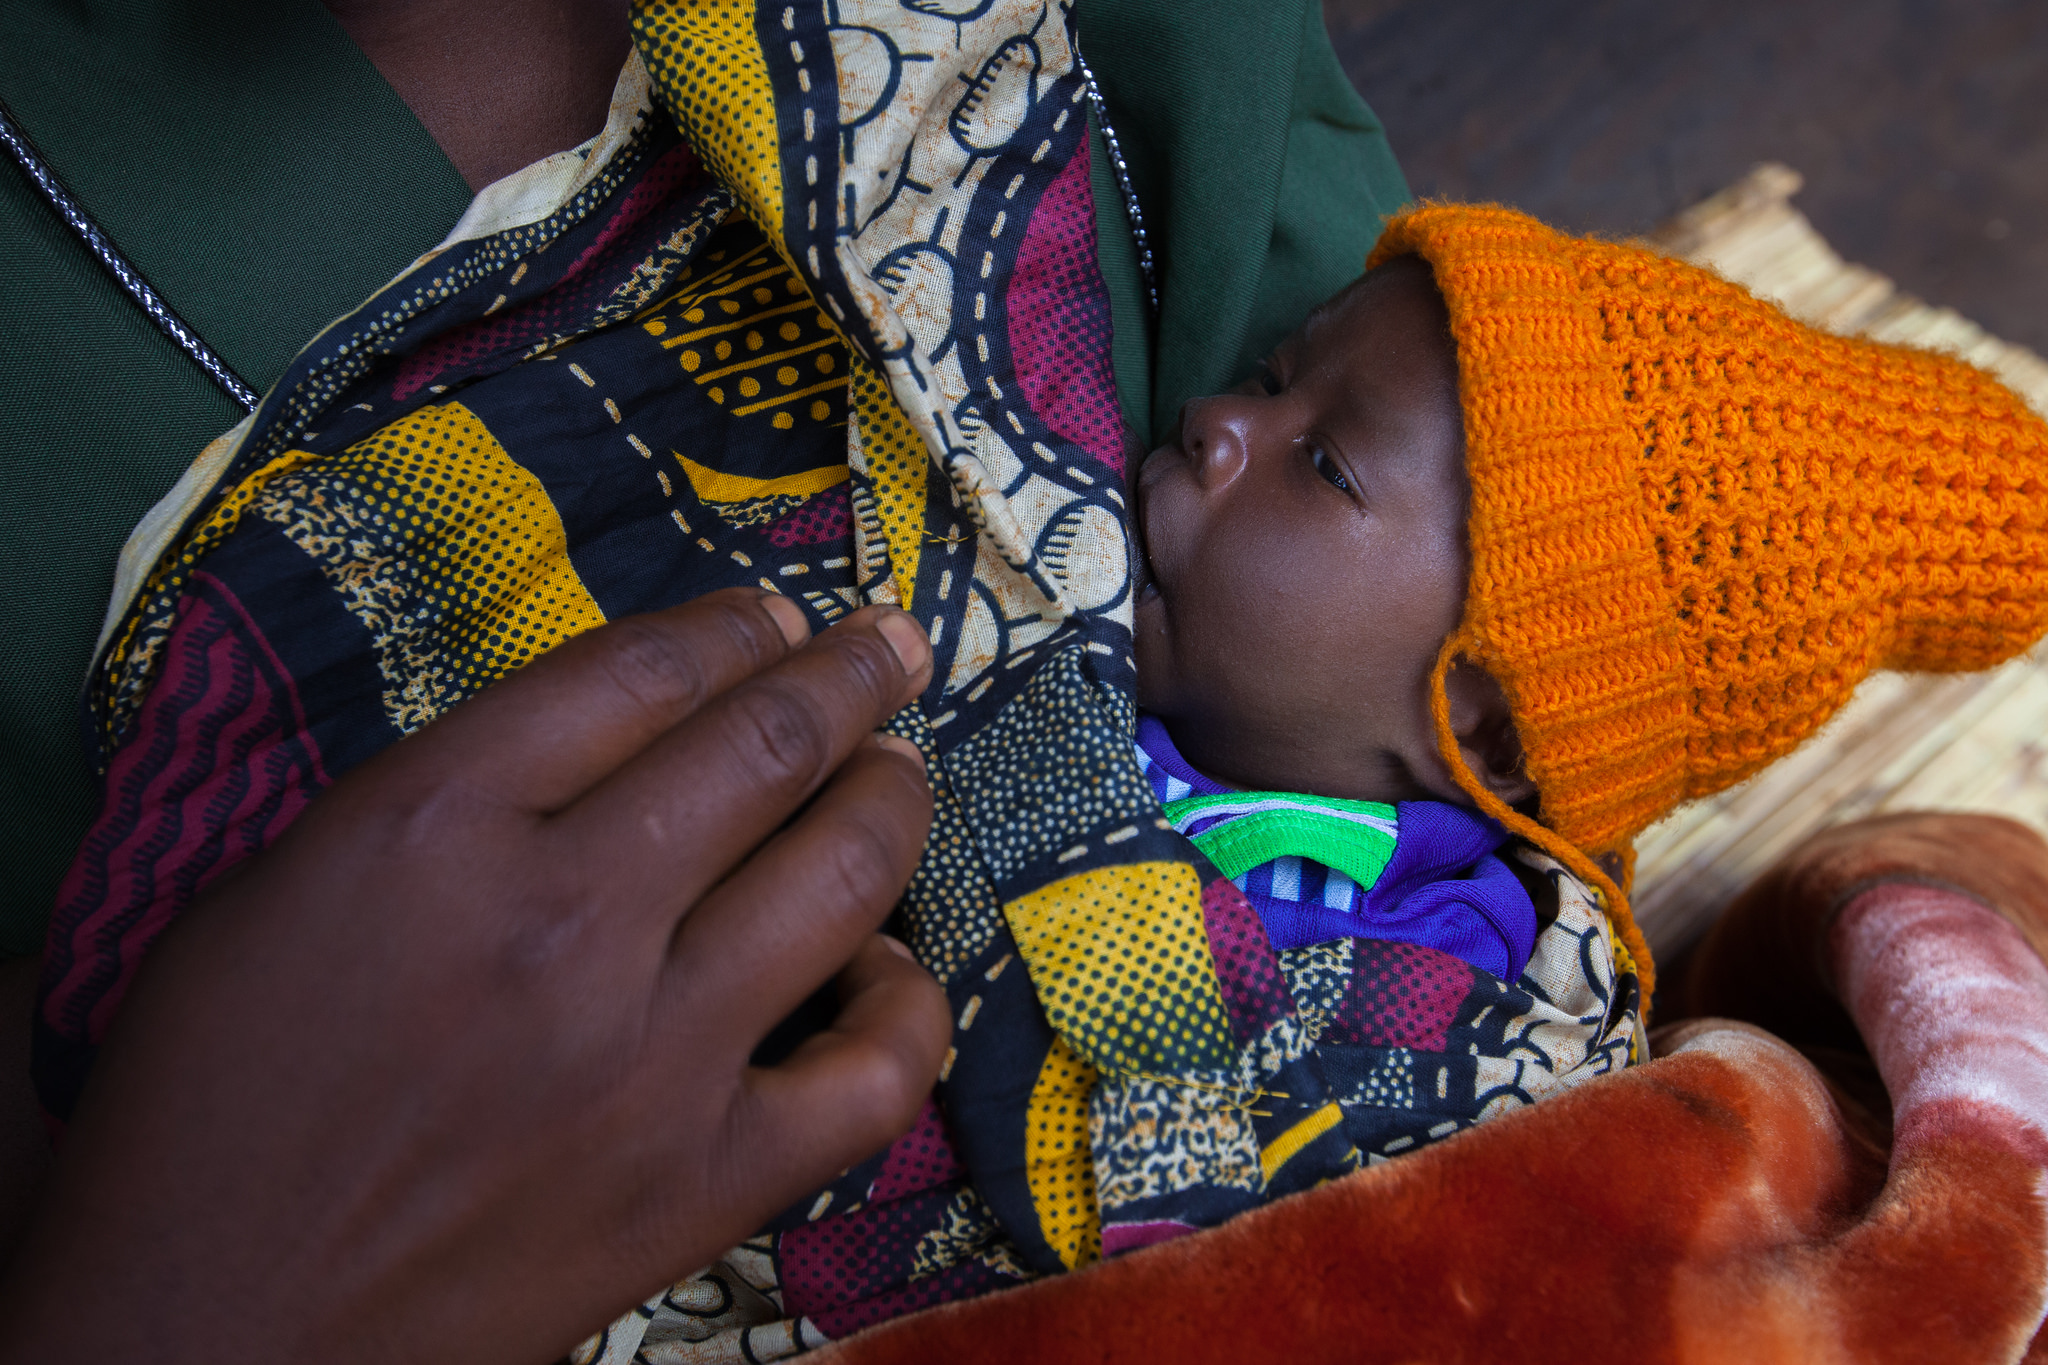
[1369,204,2048,988]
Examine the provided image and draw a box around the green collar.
[1162,791,1398,891]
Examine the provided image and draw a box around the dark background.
[1324,0,2048,353]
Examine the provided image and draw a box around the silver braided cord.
[1,98,260,412]
[1073,46,1158,318]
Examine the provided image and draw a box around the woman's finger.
[379,588,811,814]
[553,606,932,921]
[662,731,933,1039]
[728,935,953,1202]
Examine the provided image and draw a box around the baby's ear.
[1442,660,1539,808]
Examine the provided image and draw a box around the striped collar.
[1133,714,1541,981]
[1135,714,1399,898]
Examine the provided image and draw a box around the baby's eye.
[1258,367,1283,396]
[1310,445,1350,493]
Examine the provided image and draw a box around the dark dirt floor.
[1325,0,2048,354]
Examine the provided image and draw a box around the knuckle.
[350,769,494,854]
[725,680,834,784]
[820,629,904,714]
[587,617,713,723]
[699,589,788,666]
[809,804,914,915]
[483,856,617,993]
[839,1035,934,1137]
[495,906,602,1000]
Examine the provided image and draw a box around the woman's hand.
[0,589,948,1365]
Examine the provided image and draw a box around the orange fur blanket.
[817,813,2048,1363]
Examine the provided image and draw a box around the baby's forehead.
[1295,258,1454,388]
[1288,258,1444,375]
[1293,279,1371,346]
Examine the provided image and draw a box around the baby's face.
[1133,256,1471,803]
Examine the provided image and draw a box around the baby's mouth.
[1131,449,1168,606]
[1134,521,1160,605]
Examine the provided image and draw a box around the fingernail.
[880,934,916,961]
[875,732,927,774]
[760,593,810,648]
[874,610,931,678]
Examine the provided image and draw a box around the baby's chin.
[1159,709,1453,807]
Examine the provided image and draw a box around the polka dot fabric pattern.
[870,1099,963,1202]
[91,112,693,753]
[777,1188,965,1325]
[256,402,605,732]
[892,746,1005,987]
[1328,940,1472,1053]
[1025,1035,1103,1270]
[766,481,850,548]
[1202,878,1294,1047]
[775,1107,1025,1340]
[944,647,1161,888]
[632,0,784,237]
[1005,138,1124,476]
[634,223,849,436]
[849,359,929,609]
[391,142,719,402]
[1001,861,1236,1080]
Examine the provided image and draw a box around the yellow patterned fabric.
[1003,862,1235,1079]
[848,361,929,608]
[1026,1036,1103,1270]
[633,1,785,234]
[259,403,605,729]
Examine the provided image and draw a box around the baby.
[602,206,2048,1357]
[1130,253,1543,983]
[1138,203,2048,1010]
[575,234,1655,1363]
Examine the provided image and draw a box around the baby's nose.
[1178,394,1253,491]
